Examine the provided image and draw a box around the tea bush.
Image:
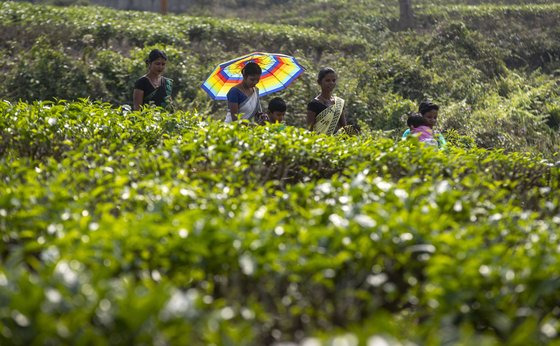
[5,41,100,101]
[1,100,560,344]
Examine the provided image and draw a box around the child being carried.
[407,113,438,147]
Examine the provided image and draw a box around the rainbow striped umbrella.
[201,52,304,101]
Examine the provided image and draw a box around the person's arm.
[228,102,239,121]
[438,133,447,150]
[133,89,144,111]
[339,110,347,127]
[307,110,317,131]
[402,128,411,139]
[255,93,268,125]
[226,87,242,121]
[164,78,174,109]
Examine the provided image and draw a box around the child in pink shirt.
[407,113,438,147]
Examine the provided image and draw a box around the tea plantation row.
[1,100,560,344]
[2,1,560,157]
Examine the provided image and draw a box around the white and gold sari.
[313,96,345,135]
[225,88,261,123]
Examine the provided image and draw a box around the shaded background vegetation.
[2,0,560,154]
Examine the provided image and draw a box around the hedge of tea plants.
[1,100,560,344]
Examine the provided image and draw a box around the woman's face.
[244,74,261,88]
[423,110,438,128]
[149,58,167,75]
[319,72,337,93]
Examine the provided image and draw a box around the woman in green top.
[402,101,447,149]
[133,49,173,111]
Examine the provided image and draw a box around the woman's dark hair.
[146,49,168,64]
[268,97,287,113]
[318,67,336,83]
[407,113,428,128]
[242,61,262,76]
[419,100,439,115]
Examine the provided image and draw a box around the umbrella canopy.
[201,52,304,101]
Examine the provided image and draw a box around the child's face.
[269,111,285,123]
[423,110,438,128]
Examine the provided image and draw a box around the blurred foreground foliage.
[1,100,560,344]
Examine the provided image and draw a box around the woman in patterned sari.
[306,67,347,135]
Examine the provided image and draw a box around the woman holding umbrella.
[201,52,304,122]
[226,62,263,122]
[307,67,347,134]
